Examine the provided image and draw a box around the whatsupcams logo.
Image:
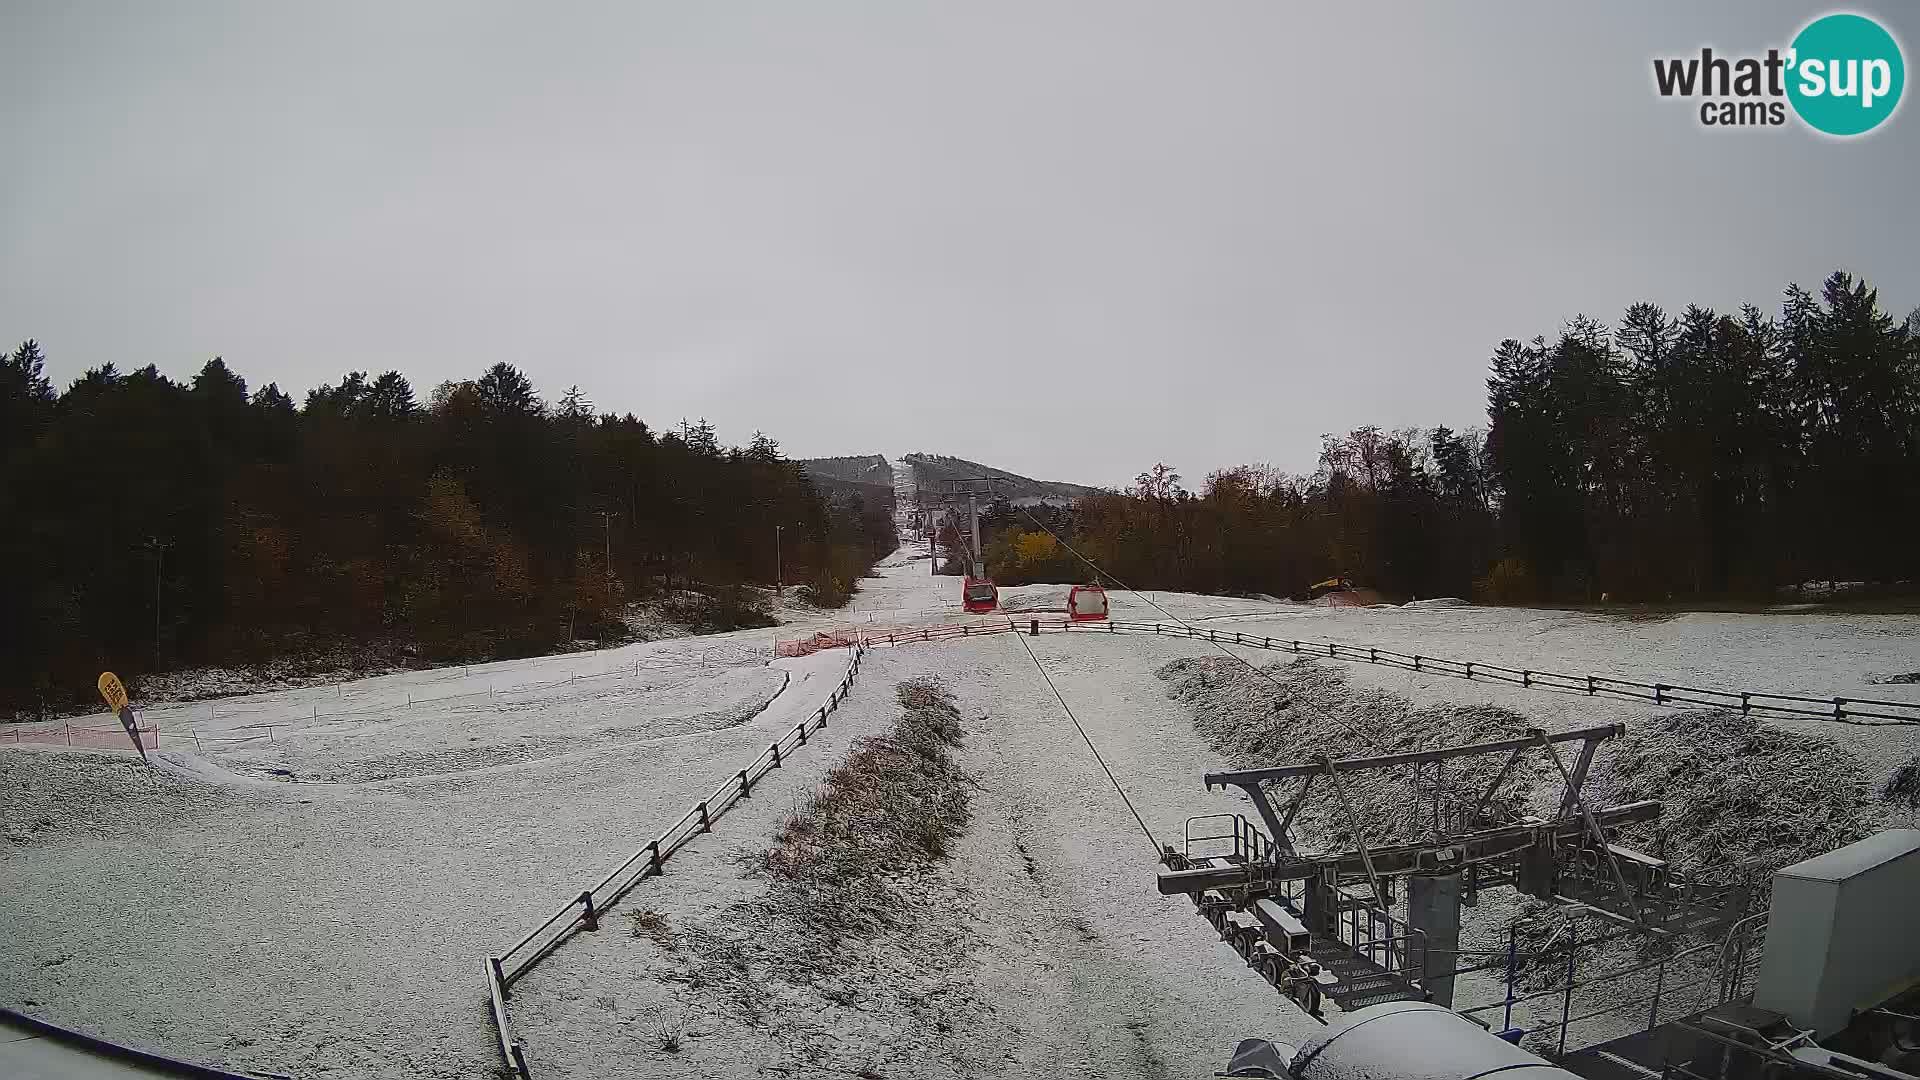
[1652,12,1904,135]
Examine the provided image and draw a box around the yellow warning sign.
[98,671,130,713]
[98,671,148,761]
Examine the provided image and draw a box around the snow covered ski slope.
[4,540,1918,1078]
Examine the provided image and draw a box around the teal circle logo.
[1787,13,1904,136]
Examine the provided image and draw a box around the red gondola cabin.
[962,576,999,613]
[1067,584,1109,621]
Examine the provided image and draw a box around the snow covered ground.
[1143,600,1920,774]
[5,537,1920,1078]
[509,622,1306,1079]
[0,572,894,1079]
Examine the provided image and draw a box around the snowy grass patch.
[744,676,971,936]
[632,678,979,1070]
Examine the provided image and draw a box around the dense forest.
[974,272,1920,605]
[7,270,1916,714]
[0,355,894,715]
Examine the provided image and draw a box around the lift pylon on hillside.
[933,477,1000,613]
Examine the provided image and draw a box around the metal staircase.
[1168,817,1425,1017]
[1308,928,1419,1010]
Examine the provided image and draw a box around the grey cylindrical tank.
[1290,1002,1580,1080]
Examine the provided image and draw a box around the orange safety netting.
[2,722,159,752]
[777,619,1084,657]
[774,630,871,657]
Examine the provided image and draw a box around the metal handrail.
[1458,940,1719,1019]
[1455,914,1766,1055]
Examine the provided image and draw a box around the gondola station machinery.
[1165,719,1920,1080]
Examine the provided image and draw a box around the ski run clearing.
[5,541,1920,1080]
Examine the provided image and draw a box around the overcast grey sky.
[4,3,1915,487]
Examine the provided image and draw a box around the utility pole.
[775,524,783,597]
[598,510,613,584]
[143,537,172,665]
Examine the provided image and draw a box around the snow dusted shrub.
[1885,758,1920,808]
[658,585,775,633]
[1474,557,1536,605]
[749,677,971,934]
[648,1016,683,1053]
[1158,656,1539,850]
[628,909,675,948]
[1600,710,1878,890]
[654,678,977,1059]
